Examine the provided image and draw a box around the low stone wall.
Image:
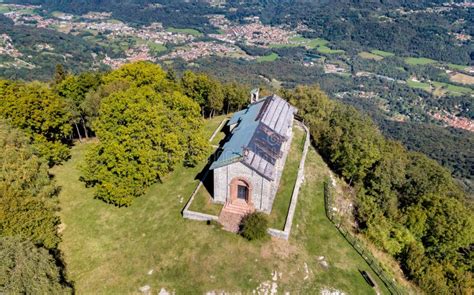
[183,209,219,221]
[267,228,289,240]
[182,172,220,221]
[267,121,310,240]
[181,117,228,222]
[208,117,228,143]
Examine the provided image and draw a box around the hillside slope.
[50,117,401,294]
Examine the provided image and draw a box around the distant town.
[1,4,303,69]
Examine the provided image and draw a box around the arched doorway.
[230,177,253,206]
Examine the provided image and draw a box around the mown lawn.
[406,79,473,96]
[188,179,223,216]
[268,125,306,229]
[51,118,390,294]
[432,81,473,96]
[147,42,167,54]
[0,5,12,13]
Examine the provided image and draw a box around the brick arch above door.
[229,176,254,208]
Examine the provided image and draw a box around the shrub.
[240,212,268,241]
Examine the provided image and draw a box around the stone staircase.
[218,200,254,233]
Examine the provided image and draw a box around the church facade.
[210,91,297,213]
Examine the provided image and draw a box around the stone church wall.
[213,162,272,212]
[212,119,295,213]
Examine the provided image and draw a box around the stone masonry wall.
[213,162,272,211]
[213,120,295,213]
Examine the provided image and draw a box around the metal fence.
[323,181,403,295]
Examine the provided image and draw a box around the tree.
[54,64,67,85]
[56,72,102,141]
[401,152,463,206]
[363,141,408,218]
[0,122,60,249]
[223,82,249,113]
[281,85,336,142]
[0,237,72,294]
[82,79,131,131]
[321,104,384,184]
[207,80,224,118]
[82,63,208,206]
[181,70,225,117]
[418,193,473,261]
[0,81,72,165]
[102,61,169,89]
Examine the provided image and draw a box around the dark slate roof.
[210,94,296,180]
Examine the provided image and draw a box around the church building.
[210,90,297,214]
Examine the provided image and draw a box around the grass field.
[51,117,390,294]
[447,63,468,71]
[166,27,203,36]
[268,126,305,229]
[188,181,223,216]
[406,79,431,91]
[147,42,167,54]
[317,46,345,54]
[358,52,383,61]
[269,37,328,49]
[257,52,279,62]
[406,79,473,96]
[371,50,395,57]
[432,81,473,96]
[404,57,437,65]
[0,4,11,13]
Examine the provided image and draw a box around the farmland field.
[359,52,383,61]
[404,57,437,65]
[450,73,474,85]
[166,27,203,36]
[406,79,431,91]
[257,52,279,62]
[317,46,345,54]
[370,50,395,57]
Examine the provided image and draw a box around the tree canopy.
[0,80,72,165]
[0,121,60,249]
[0,237,72,294]
[81,62,209,206]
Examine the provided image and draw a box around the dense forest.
[0,61,472,293]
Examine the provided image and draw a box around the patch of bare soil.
[450,73,474,85]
